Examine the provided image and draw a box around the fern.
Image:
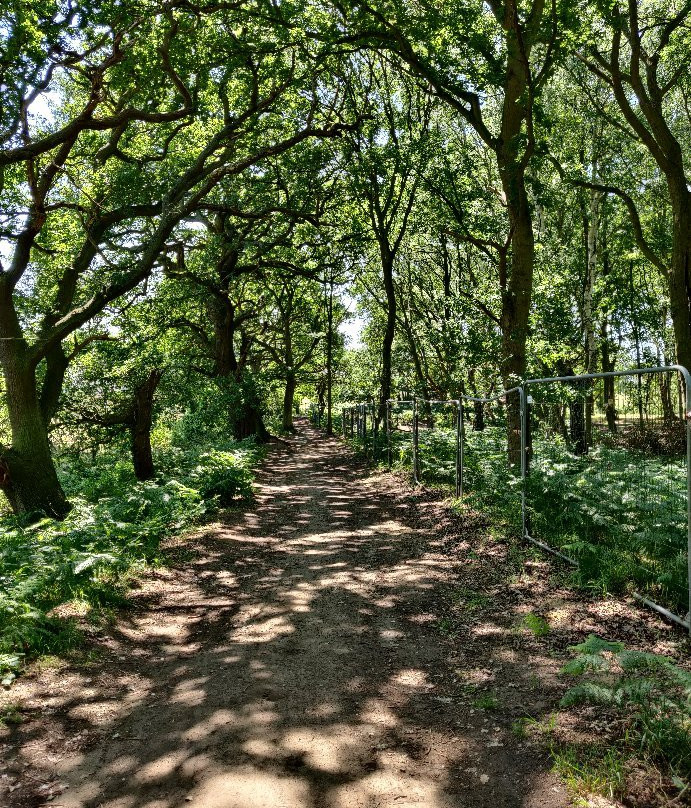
[561,653,609,676]
[559,636,691,777]
[569,634,624,656]
[560,682,617,707]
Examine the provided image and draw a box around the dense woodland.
[1,2,691,800]
[0,0,689,521]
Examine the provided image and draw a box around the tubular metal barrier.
[341,364,691,633]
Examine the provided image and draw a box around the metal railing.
[338,365,691,633]
[524,366,691,632]
[458,388,526,538]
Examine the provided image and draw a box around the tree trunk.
[232,371,269,442]
[584,186,601,446]
[282,374,296,432]
[39,344,69,426]
[325,275,334,435]
[667,183,691,372]
[0,354,69,517]
[496,23,535,469]
[499,177,533,467]
[602,332,617,433]
[379,252,396,423]
[570,382,588,455]
[131,369,162,481]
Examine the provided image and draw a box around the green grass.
[0,439,263,682]
[552,743,628,802]
[454,587,492,611]
[472,693,500,710]
[556,635,691,796]
[0,703,24,727]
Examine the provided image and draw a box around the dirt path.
[3,421,638,807]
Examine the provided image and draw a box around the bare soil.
[1,421,688,808]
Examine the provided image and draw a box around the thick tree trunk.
[0,354,69,517]
[233,406,269,441]
[40,344,69,426]
[232,371,269,442]
[131,369,162,481]
[667,184,691,372]
[282,374,296,432]
[379,252,396,423]
[499,173,534,468]
[495,22,536,469]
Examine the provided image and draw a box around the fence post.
[685,372,691,635]
[520,386,528,539]
[372,402,378,461]
[413,398,420,484]
[386,401,392,468]
[456,400,463,498]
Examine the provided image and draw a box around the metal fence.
[385,399,415,468]
[413,399,462,495]
[458,388,525,536]
[337,365,691,633]
[524,366,691,631]
[342,402,379,460]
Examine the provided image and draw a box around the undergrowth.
[0,440,262,684]
[367,423,688,616]
[554,635,690,801]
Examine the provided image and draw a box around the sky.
[338,292,365,349]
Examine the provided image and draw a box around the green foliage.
[194,449,255,506]
[559,636,691,778]
[373,421,689,615]
[0,440,261,678]
[473,693,500,710]
[527,443,689,613]
[522,613,551,637]
[0,703,24,727]
[552,744,628,802]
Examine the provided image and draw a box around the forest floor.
[1,420,688,808]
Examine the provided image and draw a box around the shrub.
[559,635,691,780]
[0,439,262,681]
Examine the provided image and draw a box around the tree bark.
[131,369,162,481]
[282,373,296,432]
[232,369,269,442]
[495,15,536,467]
[498,163,534,466]
[667,181,691,371]
[379,251,396,423]
[0,353,69,517]
[39,344,70,426]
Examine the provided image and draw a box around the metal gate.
[343,365,691,632]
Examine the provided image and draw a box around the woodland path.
[2,420,574,808]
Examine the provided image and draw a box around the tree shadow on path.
[1,421,571,808]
